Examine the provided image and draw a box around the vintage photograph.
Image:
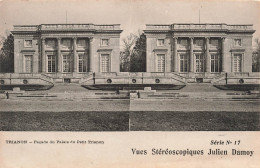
[0,0,259,132]
[0,0,260,167]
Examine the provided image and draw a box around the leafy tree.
[120,32,146,72]
[0,33,14,72]
[252,38,260,72]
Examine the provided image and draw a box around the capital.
[221,37,226,42]
[190,37,194,42]
[89,37,93,42]
[57,37,61,41]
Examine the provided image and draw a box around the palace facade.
[0,23,259,91]
[144,23,255,82]
[11,24,122,82]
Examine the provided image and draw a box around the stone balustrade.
[146,23,254,31]
[13,25,38,31]
[13,24,121,32]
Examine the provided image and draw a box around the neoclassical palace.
[144,23,255,82]
[11,24,121,82]
[0,23,259,90]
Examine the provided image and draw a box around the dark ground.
[0,111,259,131]
[0,111,129,131]
[129,111,260,131]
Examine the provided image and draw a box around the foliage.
[120,32,146,72]
[252,38,260,72]
[0,33,14,72]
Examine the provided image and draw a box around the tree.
[0,33,14,72]
[130,33,146,72]
[252,38,260,72]
[120,31,146,72]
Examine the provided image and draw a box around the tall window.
[78,54,87,72]
[157,54,165,72]
[233,54,242,72]
[179,54,189,72]
[63,55,72,72]
[24,55,33,73]
[195,54,205,72]
[47,55,56,72]
[100,54,110,72]
[211,54,220,72]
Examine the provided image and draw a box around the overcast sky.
[0,0,259,44]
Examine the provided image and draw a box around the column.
[206,37,210,72]
[73,37,77,72]
[190,37,194,72]
[41,38,46,73]
[221,37,226,72]
[89,37,93,72]
[173,37,178,72]
[57,38,61,72]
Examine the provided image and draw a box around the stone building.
[11,24,122,82]
[144,23,255,82]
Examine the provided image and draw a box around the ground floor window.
[24,55,33,73]
[63,54,72,72]
[100,54,110,72]
[78,54,87,72]
[211,54,220,72]
[195,54,205,72]
[157,54,165,72]
[47,55,56,72]
[233,54,242,72]
[179,53,189,72]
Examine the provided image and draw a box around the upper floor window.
[101,39,109,46]
[157,39,165,46]
[78,39,87,47]
[210,39,219,47]
[62,39,72,48]
[194,39,204,47]
[24,40,32,48]
[179,39,188,48]
[234,39,242,47]
[46,40,56,48]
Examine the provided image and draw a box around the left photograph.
[0,23,131,131]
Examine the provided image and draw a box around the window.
[180,54,189,72]
[194,39,204,47]
[210,39,219,47]
[78,39,87,47]
[47,55,56,73]
[211,54,220,72]
[100,54,110,72]
[179,39,188,48]
[233,54,242,72]
[63,55,72,72]
[24,55,33,73]
[24,40,32,47]
[101,39,109,46]
[157,54,165,72]
[234,39,242,47]
[46,40,56,48]
[157,39,165,46]
[195,54,205,72]
[62,39,71,48]
[78,54,87,72]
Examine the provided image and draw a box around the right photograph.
[129,23,260,131]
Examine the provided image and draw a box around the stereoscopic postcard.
[0,0,259,167]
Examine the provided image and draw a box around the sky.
[0,0,259,46]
